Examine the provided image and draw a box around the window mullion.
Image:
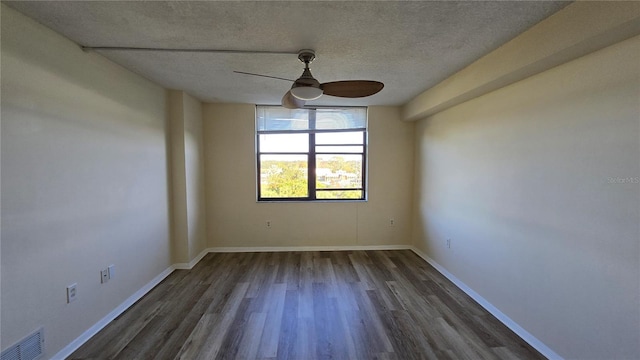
[308,110,317,200]
[256,135,262,200]
[362,131,367,200]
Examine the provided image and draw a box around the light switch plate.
[67,283,77,303]
[107,264,115,279]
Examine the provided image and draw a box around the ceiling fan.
[80,46,383,108]
[235,49,384,109]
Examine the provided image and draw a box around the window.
[257,106,367,201]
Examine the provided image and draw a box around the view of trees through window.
[257,106,367,201]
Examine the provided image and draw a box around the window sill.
[257,199,368,204]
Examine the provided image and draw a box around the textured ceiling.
[5,1,570,106]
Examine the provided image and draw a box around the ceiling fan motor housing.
[291,49,323,100]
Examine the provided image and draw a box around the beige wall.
[1,5,172,358]
[183,93,208,261]
[412,36,640,359]
[168,91,189,262]
[203,104,414,248]
[168,90,207,264]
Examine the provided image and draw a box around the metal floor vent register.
[0,328,44,360]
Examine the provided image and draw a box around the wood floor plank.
[257,283,287,358]
[493,346,522,360]
[435,317,485,360]
[427,293,504,350]
[348,252,377,291]
[153,286,218,359]
[175,282,249,360]
[312,282,347,360]
[350,281,395,354]
[275,289,299,360]
[295,317,317,360]
[69,251,545,360]
[283,252,302,291]
[235,311,266,360]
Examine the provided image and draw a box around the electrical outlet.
[389,219,395,227]
[67,283,77,303]
[101,269,109,283]
[266,220,272,228]
[447,239,451,249]
[107,264,115,279]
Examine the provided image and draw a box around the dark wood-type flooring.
[69,250,544,360]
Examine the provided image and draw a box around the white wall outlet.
[101,269,109,283]
[266,220,272,228]
[447,239,451,249]
[66,283,77,303]
[389,219,395,227]
[107,264,115,279]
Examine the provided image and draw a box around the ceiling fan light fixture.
[290,85,323,100]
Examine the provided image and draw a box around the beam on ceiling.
[402,1,640,122]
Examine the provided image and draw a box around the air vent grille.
[0,328,44,360]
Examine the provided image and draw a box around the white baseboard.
[174,248,210,270]
[409,247,563,360]
[51,266,176,360]
[207,244,412,253]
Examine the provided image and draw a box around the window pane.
[315,108,367,130]
[316,145,363,153]
[257,107,310,131]
[259,134,308,152]
[316,132,364,145]
[260,155,308,198]
[316,155,363,189]
[316,190,363,199]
